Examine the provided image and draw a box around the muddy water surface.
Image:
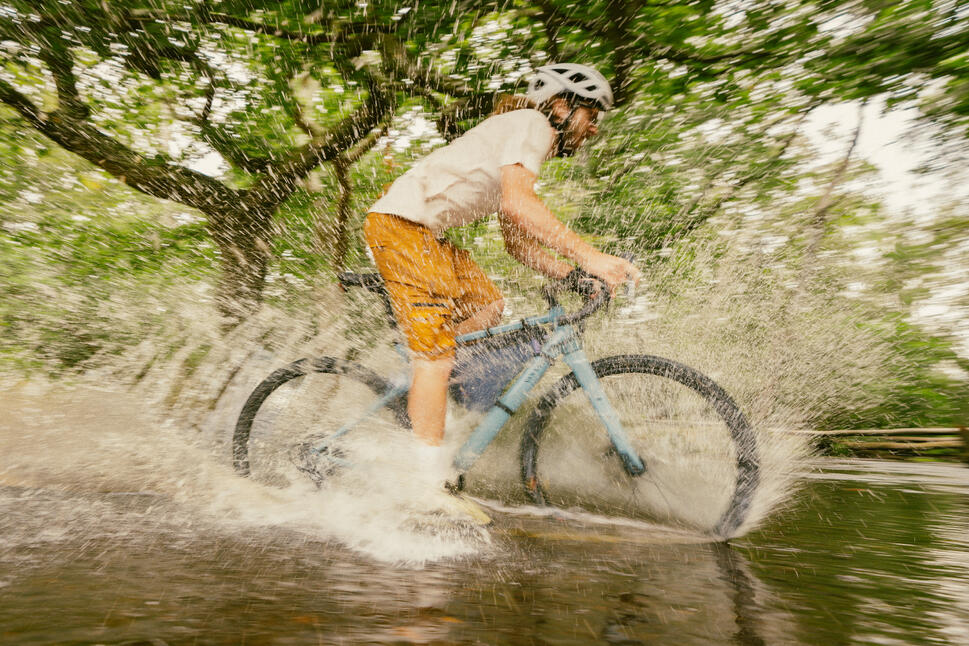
[1,386,968,645]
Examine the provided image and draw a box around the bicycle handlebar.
[543,273,611,325]
[563,283,611,324]
[546,253,637,325]
[341,255,634,329]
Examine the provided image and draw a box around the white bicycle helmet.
[526,63,614,111]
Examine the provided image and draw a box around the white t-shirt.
[369,109,556,234]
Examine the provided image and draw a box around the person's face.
[550,99,601,155]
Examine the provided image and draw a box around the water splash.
[0,383,493,566]
[3,237,906,559]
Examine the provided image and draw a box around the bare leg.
[454,299,504,336]
[409,356,455,446]
[410,299,503,446]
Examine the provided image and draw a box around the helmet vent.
[526,63,614,111]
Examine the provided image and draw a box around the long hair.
[490,94,537,116]
[491,93,572,122]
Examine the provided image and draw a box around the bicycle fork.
[454,325,646,477]
[561,346,646,477]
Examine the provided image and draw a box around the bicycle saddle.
[337,272,388,297]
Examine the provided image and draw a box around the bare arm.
[499,216,572,280]
[499,163,640,291]
[499,164,598,267]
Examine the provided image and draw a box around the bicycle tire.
[232,356,409,482]
[519,354,759,538]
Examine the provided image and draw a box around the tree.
[1,0,966,323]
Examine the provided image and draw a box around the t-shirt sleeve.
[496,110,555,176]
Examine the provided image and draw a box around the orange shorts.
[363,212,503,359]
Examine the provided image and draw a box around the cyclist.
[363,63,641,510]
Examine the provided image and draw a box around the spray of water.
[0,381,494,566]
[1,236,903,561]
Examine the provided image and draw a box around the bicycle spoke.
[234,358,402,487]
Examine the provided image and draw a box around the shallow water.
[2,387,968,645]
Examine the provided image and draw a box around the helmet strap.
[549,104,579,157]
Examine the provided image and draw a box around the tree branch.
[793,103,865,292]
[530,0,781,70]
[343,122,388,165]
[245,78,396,212]
[203,12,334,45]
[34,30,259,182]
[655,107,813,249]
[802,102,864,266]
[375,33,474,98]
[34,30,89,119]
[197,123,273,173]
[332,120,390,269]
[328,157,357,270]
[124,8,396,46]
[528,2,596,32]
[0,77,240,215]
[811,110,863,229]
[436,92,499,140]
[650,43,776,66]
[604,1,636,107]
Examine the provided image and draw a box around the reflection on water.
[0,485,775,645]
[1,459,967,645]
[1,386,968,645]
[741,460,969,646]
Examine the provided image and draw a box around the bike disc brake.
[288,433,346,487]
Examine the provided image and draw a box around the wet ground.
[2,384,968,645]
[2,457,968,645]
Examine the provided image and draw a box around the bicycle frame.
[317,305,646,479]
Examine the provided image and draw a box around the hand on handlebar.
[549,255,640,324]
[551,268,609,324]
[579,251,641,296]
[563,267,603,298]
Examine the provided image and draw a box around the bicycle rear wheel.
[232,357,408,486]
[520,354,759,538]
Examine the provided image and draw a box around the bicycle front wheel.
[233,357,408,486]
[520,354,759,538]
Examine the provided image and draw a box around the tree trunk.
[207,208,275,326]
[332,159,353,270]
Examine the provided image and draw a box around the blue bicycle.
[233,272,760,538]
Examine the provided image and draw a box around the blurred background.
[2,4,969,644]
[1,0,967,433]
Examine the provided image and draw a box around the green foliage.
[0,0,967,431]
[821,316,969,429]
[0,108,218,372]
